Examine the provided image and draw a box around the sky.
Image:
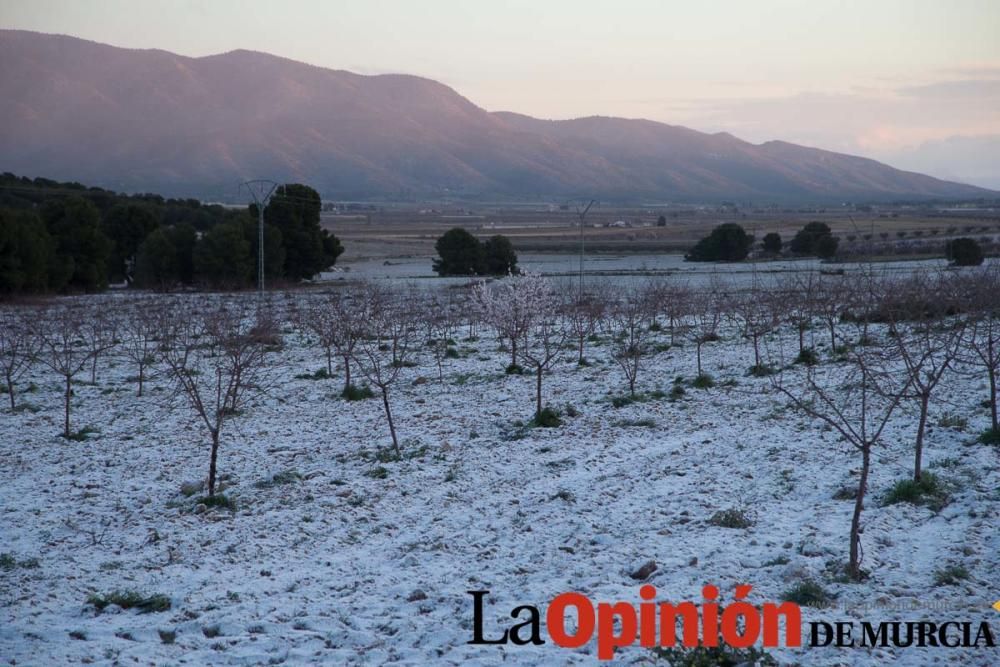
[3,0,1000,187]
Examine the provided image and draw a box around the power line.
[239,180,278,295]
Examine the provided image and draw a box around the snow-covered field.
[1,290,998,666]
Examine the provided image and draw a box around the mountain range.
[0,29,994,202]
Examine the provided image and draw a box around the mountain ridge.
[0,29,994,202]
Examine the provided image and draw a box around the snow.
[1,292,998,666]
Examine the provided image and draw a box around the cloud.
[897,78,1000,99]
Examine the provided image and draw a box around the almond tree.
[0,307,39,411]
[82,303,118,384]
[563,286,607,366]
[37,306,95,438]
[729,282,779,372]
[609,285,654,397]
[961,267,1000,437]
[301,291,368,395]
[771,280,911,580]
[687,290,722,378]
[160,300,277,496]
[474,274,545,372]
[515,279,565,419]
[351,285,414,456]
[422,292,461,382]
[885,279,964,481]
[121,298,162,397]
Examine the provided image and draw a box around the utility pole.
[574,199,596,302]
[240,180,279,294]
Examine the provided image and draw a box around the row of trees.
[0,175,344,294]
[687,218,987,264]
[3,265,998,580]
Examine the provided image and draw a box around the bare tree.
[563,286,607,366]
[0,307,39,411]
[121,299,163,397]
[351,285,414,456]
[609,285,654,397]
[160,300,277,497]
[885,277,965,481]
[516,280,565,419]
[961,266,1000,436]
[421,292,461,382]
[771,280,911,579]
[82,303,118,385]
[37,306,95,438]
[729,282,779,372]
[687,290,722,378]
[779,272,820,357]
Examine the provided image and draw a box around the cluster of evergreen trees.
[432,227,519,276]
[0,174,343,294]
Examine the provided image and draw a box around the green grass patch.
[199,494,237,511]
[691,374,715,389]
[295,368,331,381]
[531,407,562,428]
[794,348,819,366]
[63,425,99,442]
[782,579,830,606]
[708,508,754,529]
[341,385,375,401]
[883,472,949,511]
[978,427,1000,445]
[933,564,970,586]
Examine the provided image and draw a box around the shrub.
[782,580,830,606]
[294,368,331,381]
[933,564,970,586]
[64,425,99,442]
[978,427,1000,445]
[611,395,635,408]
[505,363,525,375]
[444,347,460,359]
[794,348,819,366]
[158,629,177,644]
[708,508,754,529]
[748,364,776,377]
[936,412,967,430]
[532,407,562,428]
[692,373,715,389]
[341,385,375,401]
[883,472,948,511]
[87,591,171,614]
[200,494,237,511]
[670,385,686,400]
[365,466,389,479]
[254,470,301,488]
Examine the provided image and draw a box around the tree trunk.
[510,339,518,367]
[829,321,837,352]
[137,365,144,398]
[6,373,14,411]
[696,342,703,376]
[342,355,352,394]
[798,323,805,353]
[848,445,871,580]
[535,366,543,418]
[326,349,333,376]
[752,334,761,367]
[381,385,399,455]
[914,393,930,482]
[989,366,998,432]
[63,375,72,438]
[91,354,98,384]
[208,428,220,496]
[578,336,585,364]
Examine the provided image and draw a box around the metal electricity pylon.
[240,180,279,293]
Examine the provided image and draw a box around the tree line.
[0,174,343,294]
[687,219,988,264]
